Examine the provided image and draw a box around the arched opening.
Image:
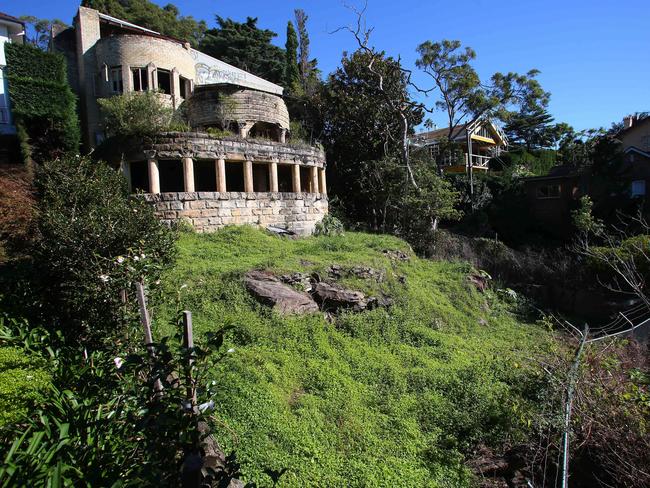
[248,122,281,142]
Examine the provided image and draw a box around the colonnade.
[132,157,327,195]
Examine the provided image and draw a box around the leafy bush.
[0,169,36,261]
[32,155,176,343]
[0,312,245,487]
[0,326,51,428]
[314,214,344,236]
[5,43,79,163]
[98,90,175,138]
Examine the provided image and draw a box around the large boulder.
[245,270,319,315]
[312,282,369,312]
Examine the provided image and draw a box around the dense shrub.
[5,43,79,163]
[0,169,36,261]
[32,155,176,342]
[98,90,177,138]
[0,317,51,428]
[314,214,344,236]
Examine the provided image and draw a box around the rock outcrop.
[244,270,319,315]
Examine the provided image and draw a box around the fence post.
[182,311,197,406]
[135,281,163,396]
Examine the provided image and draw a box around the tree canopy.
[199,17,285,85]
[81,0,207,46]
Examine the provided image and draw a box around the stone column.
[292,164,301,193]
[216,158,226,192]
[269,161,279,192]
[120,160,132,193]
[148,158,160,194]
[279,128,287,144]
[244,160,254,193]
[319,168,327,196]
[310,166,319,194]
[182,157,195,192]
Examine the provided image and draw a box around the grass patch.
[154,226,553,487]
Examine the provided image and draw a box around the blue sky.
[4,0,649,130]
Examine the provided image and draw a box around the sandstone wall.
[137,132,326,168]
[187,85,290,131]
[143,192,328,235]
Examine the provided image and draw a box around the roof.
[523,165,585,182]
[93,9,283,96]
[412,118,507,146]
[0,12,25,26]
[618,115,650,138]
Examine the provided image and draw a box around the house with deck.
[411,118,508,174]
[0,12,24,135]
[51,6,328,235]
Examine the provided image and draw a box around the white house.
[0,12,25,135]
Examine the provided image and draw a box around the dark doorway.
[300,166,311,193]
[158,159,184,192]
[253,163,269,192]
[194,160,217,192]
[249,122,279,141]
[225,162,245,192]
[277,164,293,192]
[130,161,149,192]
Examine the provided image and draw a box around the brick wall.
[143,191,328,235]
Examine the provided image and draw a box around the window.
[157,69,171,95]
[631,180,646,197]
[536,184,561,199]
[179,76,189,99]
[132,67,149,92]
[109,67,123,94]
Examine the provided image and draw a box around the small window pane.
[132,68,148,92]
[631,180,646,197]
[110,67,123,94]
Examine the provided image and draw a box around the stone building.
[54,6,327,235]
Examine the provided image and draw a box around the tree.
[416,40,550,140]
[199,17,285,84]
[82,0,206,47]
[18,16,68,50]
[98,91,175,138]
[323,50,424,228]
[504,106,556,150]
[284,21,300,91]
[294,8,321,95]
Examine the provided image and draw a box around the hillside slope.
[157,226,552,487]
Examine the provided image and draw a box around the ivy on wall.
[5,42,80,166]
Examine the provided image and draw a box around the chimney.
[623,115,635,129]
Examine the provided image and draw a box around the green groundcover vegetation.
[154,226,553,487]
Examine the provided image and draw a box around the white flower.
[114,357,124,369]
[155,279,161,285]
[140,253,146,260]
[227,348,235,354]
[116,256,125,264]
[133,255,140,261]
[99,274,110,283]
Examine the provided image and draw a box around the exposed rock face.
[244,270,319,315]
[327,265,385,282]
[382,249,410,262]
[312,282,369,312]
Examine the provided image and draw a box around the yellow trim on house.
[443,165,490,174]
[470,134,496,144]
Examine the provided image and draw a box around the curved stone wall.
[121,132,328,235]
[187,85,290,133]
[144,192,328,235]
[136,132,325,168]
[94,34,195,80]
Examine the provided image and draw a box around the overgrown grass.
[154,226,553,487]
[0,345,50,428]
